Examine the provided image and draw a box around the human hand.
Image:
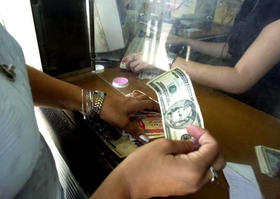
[100,92,160,142]
[114,125,225,199]
[121,52,155,73]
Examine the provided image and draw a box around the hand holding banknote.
[91,126,225,199]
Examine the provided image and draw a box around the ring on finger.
[210,167,219,183]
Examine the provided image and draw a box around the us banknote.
[255,145,280,177]
[147,67,204,140]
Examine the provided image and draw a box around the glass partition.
[95,0,280,119]
[95,0,243,71]
[31,0,280,118]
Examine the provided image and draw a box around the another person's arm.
[173,20,280,94]
[27,66,159,139]
[91,125,225,199]
[122,38,230,73]
[167,34,231,59]
[125,20,280,94]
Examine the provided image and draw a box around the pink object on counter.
[112,77,129,88]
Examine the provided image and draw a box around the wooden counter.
[64,66,280,199]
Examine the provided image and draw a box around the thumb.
[162,140,198,155]
[186,125,219,169]
[187,125,207,140]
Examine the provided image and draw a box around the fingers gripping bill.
[147,67,204,140]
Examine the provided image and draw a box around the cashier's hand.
[100,93,159,141]
[91,125,225,199]
[121,52,155,73]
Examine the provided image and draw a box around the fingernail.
[139,135,149,143]
[187,125,203,134]
[187,124,198,129]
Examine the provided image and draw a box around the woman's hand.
[91,125,225,199]
[121,53,155,73]
[100,92,160,141]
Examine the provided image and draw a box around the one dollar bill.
[147,67,204,140]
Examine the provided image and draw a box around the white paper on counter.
[223,162,263,199]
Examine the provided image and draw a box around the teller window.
[93,0,280,120]
[95,0,243,71]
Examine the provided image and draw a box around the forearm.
[172,58,247,94]
[27,65,82,111]
[185,39,230,59]
[90,167,130,199]
[176,21,280,94]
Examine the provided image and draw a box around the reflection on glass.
[95,0,238,69]
[94,0,125,53]
[94,0,280,119]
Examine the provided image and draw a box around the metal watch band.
[93,91,106,116]
[83,90,106,121]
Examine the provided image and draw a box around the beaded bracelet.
[81,89,106,121]
[93,91,106,116]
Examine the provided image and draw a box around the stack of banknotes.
[255,145,280,177]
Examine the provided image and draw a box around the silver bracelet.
[87,90,94,120]
[83,90,106,121]
[81,89,86,119]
